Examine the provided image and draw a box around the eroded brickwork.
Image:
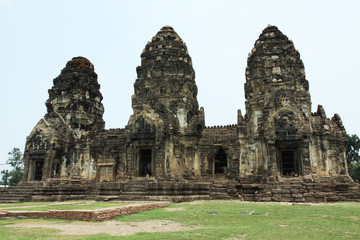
[0,201,171,221]
[2,25,358,203]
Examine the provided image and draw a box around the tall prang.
[245,26,310,137]
[126,26,204,178]
[46,57,105,135]
[23,57,105,182]
[241,25,347,179]
[129,26,203,137]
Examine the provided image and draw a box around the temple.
[1,25,359,202]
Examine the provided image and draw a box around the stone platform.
[1,177,359,203]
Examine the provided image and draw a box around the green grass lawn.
[1,200,359,240]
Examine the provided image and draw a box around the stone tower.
[23,57,104,182]
[126,26,204,178]
[129,26,201,134]
[245,25,310,137]
[46,57,105,135]
[242,26,347,179]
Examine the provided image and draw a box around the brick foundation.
[0,201,171,221]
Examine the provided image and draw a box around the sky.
[0,0,359,174]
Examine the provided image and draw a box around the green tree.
[1,148,24,186]
[346,134,360,182]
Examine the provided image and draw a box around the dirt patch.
[165,207,186,211]
[183,200,204,205]
[7,220,200,236]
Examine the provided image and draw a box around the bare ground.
[7,220,200,236]
[3,200,357,236]
[164,207,186,211]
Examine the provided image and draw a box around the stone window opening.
[280,150,298,177]
[139,149,152,177]
[214,149,228,174]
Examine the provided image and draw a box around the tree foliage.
[346,134,360,182]
[1,148,24,186]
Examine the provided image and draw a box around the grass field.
[0,200,359,239]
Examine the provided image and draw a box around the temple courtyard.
[0,200,359,239]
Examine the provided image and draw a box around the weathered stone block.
[304,196,315,202]
[281,197,294,202]
[281,189,291,194]
[291,193,303,198]
[271,189,281,194]
[294,197,306,202]
[290,189,299,194]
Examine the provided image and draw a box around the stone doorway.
[214,149,227,174]
[280,150,298,176]
[34,160,44,181]
[139,149,152,177]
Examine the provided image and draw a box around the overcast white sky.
[1,0,359,173]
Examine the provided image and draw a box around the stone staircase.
[0,180,212,203]
[32,180,95,201]
[210,180,238,199]
[0,182,42,203]
[0,181,95,203]
[97,179,212,202]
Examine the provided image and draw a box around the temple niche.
[2,25,358,203]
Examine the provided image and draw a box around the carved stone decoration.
[3,25,358,204]
[46,57,105,135]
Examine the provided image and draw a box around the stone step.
[0,197,29,203]
[210,193,230,200]
[121,190,209,196]
[211,188,228,193]
[97,191,122,195]
[114,194,210,202]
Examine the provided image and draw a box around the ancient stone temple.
[1,25,359,202]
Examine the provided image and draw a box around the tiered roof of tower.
[46,57,104,133]
[245,25,309,100]
[131,26,200,134]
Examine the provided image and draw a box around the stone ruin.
[1,25,359,203]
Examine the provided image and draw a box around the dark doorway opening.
[281,150,297,176]
[139,149,152,177]
[214,149,227,174]
[34,160,44,181]
[53,161,61,177]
